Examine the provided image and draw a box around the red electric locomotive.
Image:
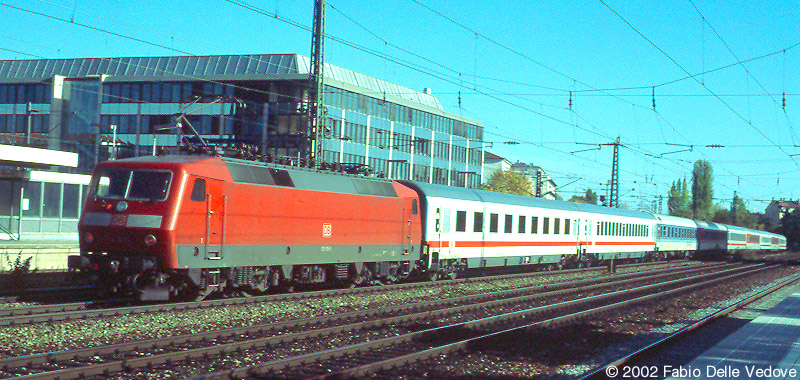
[70,155,422,301]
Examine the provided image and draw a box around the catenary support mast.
[307,0,326,163]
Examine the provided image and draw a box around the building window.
[63,184,80,219]
[42,182,62,218]
[21,181,41,217]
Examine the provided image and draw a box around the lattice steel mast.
[608,136,620,208]
[306,0,326,163]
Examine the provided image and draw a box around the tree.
[569,189,598,205]
[692,160,714,220]
[481,169,532,196]
[730,193,748,226]
[778,208,800,250]
[667,179,691,217]
[712,206,731,224]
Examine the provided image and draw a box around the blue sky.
[2,0,799,212]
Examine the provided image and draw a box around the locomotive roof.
[105,155,399,198]
[402,181,657,220]
[221,157,398,198]
[110,154,216,164]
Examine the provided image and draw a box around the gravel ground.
[0,260,767,380]
[0,261,699,359]
[373,265,800,380]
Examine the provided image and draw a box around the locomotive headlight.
[144,234,157,246]
[84,232,94,243]
[116,201,128,212]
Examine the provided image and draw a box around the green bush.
[3,252,36,289]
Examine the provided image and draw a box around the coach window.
[543,217,550,234]
[473,212,483,232]
[455,211,467,232]
[190,179,206,202]
[531,216,538,234]
[554,218,561,234]
[518,215,526,233]
[489,213,499,233]
[565,219,571,235]
[504,214,513,233]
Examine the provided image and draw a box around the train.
[68,154,787,301]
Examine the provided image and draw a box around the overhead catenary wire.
[0,0,794,206]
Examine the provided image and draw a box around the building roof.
[772,200,800,209]
[0,54,446,112]
[483,151,503,160]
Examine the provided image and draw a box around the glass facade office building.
[0,54,485,187]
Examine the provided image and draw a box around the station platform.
[665,291,800,380]
[0,240,76,272]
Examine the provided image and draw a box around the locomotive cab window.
[94,169,172,202]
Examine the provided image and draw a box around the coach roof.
[403,181,657,220]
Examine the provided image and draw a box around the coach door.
[578,218,590,259]
[203,179,227,261]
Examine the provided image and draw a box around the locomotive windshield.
[94,169,172,201]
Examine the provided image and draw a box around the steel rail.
[577,271,800,380]
[0,263,743,379]
[184,264,773,379]
[0,261,706,326]
[302,265,781,380]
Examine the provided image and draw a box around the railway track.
[578,269,800,380]
[0,285,97,305]
[0,260,690,326]
[0,262,764,379]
